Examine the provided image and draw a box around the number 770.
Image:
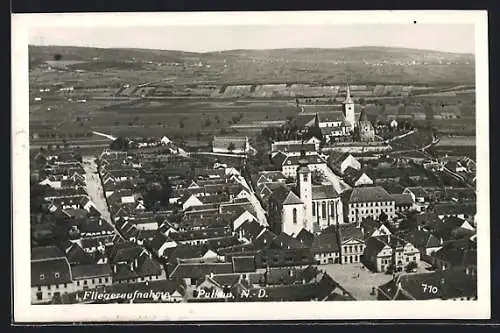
[421,283,438,294]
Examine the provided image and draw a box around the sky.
[29,24,475,54]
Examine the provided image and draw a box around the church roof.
[282,191,303,205]
[343,83,354,104]
[312,185,339,200]
[359,108,369,122]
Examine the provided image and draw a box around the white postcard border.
[12,10,490,322]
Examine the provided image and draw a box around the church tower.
[343,82,355,132]
[296,149,313,232]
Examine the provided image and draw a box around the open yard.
[318,263,393,300]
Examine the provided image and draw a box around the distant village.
[30,83,477,304]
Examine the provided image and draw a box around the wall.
[32,282,76,304]
[282,203,306,236]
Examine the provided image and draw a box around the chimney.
[440,238,444,245]
[209,272,214,279]
[113,265,117,273]
[130,262,134,271]
[289,270,294,277]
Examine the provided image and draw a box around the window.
[105,277,109,283]
[63,283,67,288]
[406,257,409,262]
[56,284,59,289]
[37,286,41,291]
[47,285,51,290]
[77,281,80,286]
[98,278,102,284]
[84,280,88,285]
[312,202,316,216]
[40,274,45,280]
[54,272,60,278]
[322,202,326,219]
[293,208,297,224]
[37,292,43,300]
[331,202,335,217]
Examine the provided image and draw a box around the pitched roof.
[345,186,394,203]
[399,229,442,249]
[31,257,72,287]
[169,262,234,279]
[282,191,303,205]
[311,232,340,253]
[432,239,476,267]
[327,152,351,168]
[337,223,364,242]
[404,186,429,198]
[31,245,65,260]
[391,194,414,205]
[274,232,309,250]
[434,202,476,216]
[378,267,476,300]
[312,184,339,199]
[295,229,315,247]
[364,236,390,256]
[71,263,113,279]
[293,113,317,129]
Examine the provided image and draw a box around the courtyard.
[317,263,393,300]
[318,260,434,300]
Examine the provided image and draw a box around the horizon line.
[28,43,475,56]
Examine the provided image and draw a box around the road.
[232,171,269,227]
[82,155,124,239]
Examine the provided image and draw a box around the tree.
[227,142,235,153]
[406,261,418,272]
[379,211,388,223]
[110,136,129,151]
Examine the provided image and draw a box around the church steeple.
[342,81,355,132]
[345,82,353,104]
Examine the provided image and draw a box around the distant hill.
[205,46,474,63]
[29,45,475,85]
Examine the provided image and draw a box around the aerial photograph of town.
[27,21,479,306]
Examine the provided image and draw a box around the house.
[108,242,167,284]
[343,186,396,224]
[311,231,340,264]
[71,263,113,291]
[434,202,476,220]
[271,152,328,178]
[391,193,414,213]
[363,235,420,273]
[377,267,477,300]
[145,232,177,258]
[327,152,361,176]
[212,136,250,155]
[271,141,317,156]
[429,238,477,272]
[342,167,373,187]
[403,187,430,205]
[360,217,392,239]
[431,216,476,241]
[295,229,315,248]
[31,246,74,304]
[235,220,265,243]
[398,228,443,259]
[336,223,365,264]
[169,262,234,287]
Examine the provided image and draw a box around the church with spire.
[268,150,344,237]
